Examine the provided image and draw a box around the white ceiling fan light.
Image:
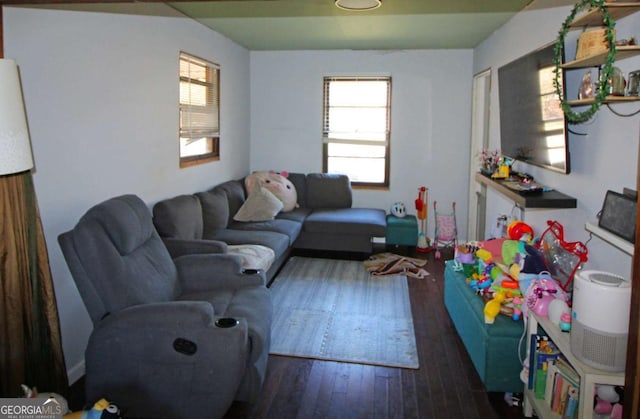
[335,0,382,11]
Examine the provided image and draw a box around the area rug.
[363,252,430,279]
[269,256,419,369]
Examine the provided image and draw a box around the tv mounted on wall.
[498,43,570,174]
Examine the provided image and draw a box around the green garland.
[554,0,617,124]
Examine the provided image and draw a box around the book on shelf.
[544,356,579,418]
[532,335,560,399]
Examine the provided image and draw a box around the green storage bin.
[386,214,418,246]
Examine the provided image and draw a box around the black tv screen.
[498,43,570,174]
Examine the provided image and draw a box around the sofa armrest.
[162,237,228,258]
[174,253,267,291]
[85,301,248,417]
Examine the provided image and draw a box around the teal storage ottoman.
[386,214,418,246]
[444,260,524,393]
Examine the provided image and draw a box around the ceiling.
[11,0,576,50]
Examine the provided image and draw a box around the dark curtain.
[0,171,68,397]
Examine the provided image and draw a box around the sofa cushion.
[196,189,230,233]
[152,194,203,240]
[276,207,312,223]
[286,173,307,208]
[205,229,290,259]
[303,208,386,236]
[214,180,247,222]
[305,173,352,209]
[233,186,283,222]
[228,218,303,245]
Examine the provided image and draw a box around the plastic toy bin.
[444,260,524,392]
[386,214,418,246]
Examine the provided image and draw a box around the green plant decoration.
[554,0,617,124]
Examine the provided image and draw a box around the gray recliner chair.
[58,195,272,419]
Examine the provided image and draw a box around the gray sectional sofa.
[152,172,387,283]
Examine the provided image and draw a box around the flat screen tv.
[498,43,570,174]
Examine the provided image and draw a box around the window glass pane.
[327,107,387,140]
[322,77,390,185]
[327,143,386,183]
[328,81,388,106]
[327,157,386,183]
[179,52,219,164]
[180,137,213,157]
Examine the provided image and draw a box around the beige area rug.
[363,252,430,279]
[269,256,419,369]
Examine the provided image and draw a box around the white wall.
[249,50,474,238]
[473,7,640,278]
[4,6,251,382]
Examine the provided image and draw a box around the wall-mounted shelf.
[475,173,577,209]
[561,45,640,69]
[569,2,640,28]
[560,3,640,113]
[585,221,634,255]
[566,95,640,106]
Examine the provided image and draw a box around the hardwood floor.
[69,248,525,418]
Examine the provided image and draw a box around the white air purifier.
[570,270,631,372]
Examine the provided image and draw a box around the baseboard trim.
[67,360,85,385]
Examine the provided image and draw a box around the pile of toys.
[453,220,585,326]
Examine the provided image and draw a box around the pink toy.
[245,170,298,212]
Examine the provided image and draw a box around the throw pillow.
[245,170,298,212]
[233,186,284,222]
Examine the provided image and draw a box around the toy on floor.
[432,201,457,259]
[63,398,121,419]
[415,186,431,252]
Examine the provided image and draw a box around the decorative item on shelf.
[478,148,500,176]
[576,28,615,60]
[628,69,640,96]
[609,66,627,95]
[491,155,512,179]
[554,0,617,123]
[578,70,595,99]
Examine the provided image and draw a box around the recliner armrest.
[162,237,228,259]
[85,301,249,418]
[175,253,267,292]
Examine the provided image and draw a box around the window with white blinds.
[179,52,220,167]
[322,76,391,187]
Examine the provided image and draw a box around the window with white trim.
[322,76,391,187]
[179,52,220,167]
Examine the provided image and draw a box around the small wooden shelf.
[562,45,640,69]
[566,95,640,106]
[475,173,577,209]
[523,313,625,419]
[569,2,640,27]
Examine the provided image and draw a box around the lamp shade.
[0,59,34,175]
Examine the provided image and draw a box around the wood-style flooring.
[69,248,525,418]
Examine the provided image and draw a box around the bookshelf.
[523,312,625,419]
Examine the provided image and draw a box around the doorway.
[467,68,491,241]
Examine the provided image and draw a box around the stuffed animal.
[245,170,298,212]
[390,202,406,218]
[63,398,121,419]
